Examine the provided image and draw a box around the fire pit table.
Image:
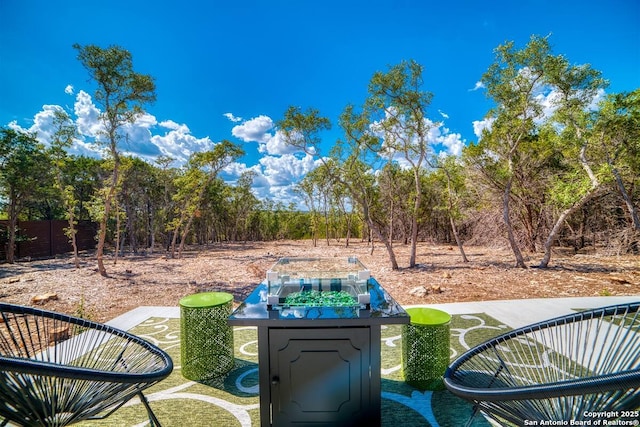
[228,257,410,427]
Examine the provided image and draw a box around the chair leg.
[464,404,480,427]
[138,392,162,427]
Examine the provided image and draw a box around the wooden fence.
[0,220,96,261]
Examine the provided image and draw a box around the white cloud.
[159,120,190,133]
[30,105,61,142]
[222,156,316,207]
[535,88,562,122]
[65,85,74,95]
[259,153,319,186]
[230,115,305,156]
[151,122,215,163]
[260,130,301,156]
[74,90,102,138]
[438,110,449,119]
[223,112,243,122]
[588,88,606,111]
[119,113,161,159]
[473,117,494,139]
[8,104,64,145]
[470,81,485,91]
[7,102,101,158]
[439,132,464,156]
[231,115,274,143]
[7,91,221,164]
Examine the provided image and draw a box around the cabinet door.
[269,327,371,426]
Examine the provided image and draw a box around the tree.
[227,171,259,241]
[277,106,331,246]
[0,128,49,263]
[297,164,336,246]
[365,59,435,267]
[478,35,553,267]
[433,155,470,262]
[325,159,356,247]
[338,105,401,269]
[49,109,82,267]
[169,141,244,258]
[295,175,321,246]
[538,50,608,267]
[74,43,156,276]
[595,90,640,243]
[117,156,164,254]
[152,155,178,252]
[277,106,331,155]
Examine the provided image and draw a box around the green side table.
[402,307,451,390]
[180,292,234,381]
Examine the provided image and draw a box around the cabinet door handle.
[271,376,280,385]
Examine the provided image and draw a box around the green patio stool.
[180,292,234,381]
[402,307,451,390]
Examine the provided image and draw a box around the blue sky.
[1,0,639,206]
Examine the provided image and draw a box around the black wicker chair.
[0,303,173,426]
[444,302,640,426]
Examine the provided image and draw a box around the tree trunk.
[178,214,195,259]
[6,200,17,263]
[612,166,640,230]
[324,195,330,246]
[68,214,79,269]
[147,201,155,254]
[360,201,398,269]
[344,213,352,248]
[409,173,421,268]
[113,201,121,266]
[169,217,182,258]
[96,217,108,275]
[372,221,399,270]
[503,178,527,268]
[450,215,469,262]
[540,187,602,268]
[409,216,418,267]
[96,154,119,277]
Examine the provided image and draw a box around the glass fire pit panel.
[266,257,371,310]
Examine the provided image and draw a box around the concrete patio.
[107,295,640,332]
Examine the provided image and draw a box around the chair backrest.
[0,303,173,426]
[444,302,640,425]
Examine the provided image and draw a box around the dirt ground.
[1,240,638,323]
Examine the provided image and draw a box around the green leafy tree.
[297,163,337,246]
[277,106,331,245]
[595,90,640,237]
[169,141,244,258]
[366,59,435,267]
[74,43,156,276]
[227,171,259,241]
[277,106,331,155]
[325,159,356,247]
[478,35,554,267]
[433,155,471,262]
[338,104,401,269]
[0,128,49,263]
[538,50,608,267]
[117,156,164,254]
[49,109,82,267]
[152,155,178,252]
[295,175,321,246]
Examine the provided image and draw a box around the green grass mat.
[76,313,510,427]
